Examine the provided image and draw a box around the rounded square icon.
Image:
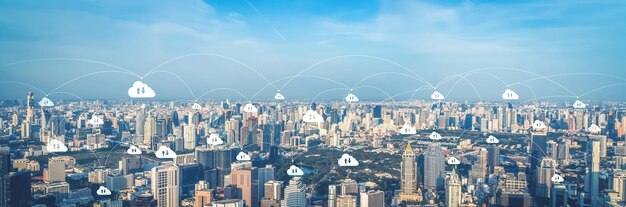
[532,120,547,130]
[302,110,324,123]
[486,135,499,144]
[345,93,359,102]
[429,132,442,140]
[588,124,601,133]
[274,92,285,100]
[447,157,460,165]
[192,103,202,110]
[287,165,304,176]
[207,134,224,146]
[551,174,564,183]
[96,186,112,195]
[399,124,416,135]
[243,103,258,113]
[431,91,444,100]
[39,97,54,107]
[127,145,142,155]
[46,139,68,153]
[338,153,359,167]
[573,100,586,109]
[502,89,519,100]
[89,116,104,126]
[236,152,251,161]
[128,81,156,98]
[155,146,176,159]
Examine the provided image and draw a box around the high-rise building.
[328,184,337,207]
[536,157,557,205]
[586,138,601,206]
[611,170,626,203]
[151,163,180,207]
[529,132,547,196]
[194,189,213,207]
[424,142,445,191]
[230,166,259,207]
[263,180,282,201]
[487,145,500,174]
[445,169,461,207]
[45,156,66,182]
[10,171,32,207]
[359,190,384,207]
[0,152,10,207]
[336,195,357,207]
[399,143,423,202]
[144,116,156,146]
[283,177,306,207]
[257,165,275,202]
[550,184,568,207]
[26,92,34,122]
[183,124,197,150]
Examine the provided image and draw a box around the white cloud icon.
[338,153,359,167]
[573,100,586,109]
[96,186,112,195]
[502,89,519,100]
[127,81,156,98]
[89,115,104,126]
[243,103,258,113]
[155,146,176,159]
[486,135,499,144]
[399,124,416,135]
[431,91,444,100]
[46,139,68,153]
[588,124,601,133]
[236,152,251,161]
[532,120,547,130]
[429,132,442,140]
[345,93,359,102]
[207,134,224,146]
[274,92,285,100]
[287,165,304,176]
[551,174,564,183]
[302,110,324,123]
[447,157,460,165]
[127,145,142,155]
[192,103,202,110]
[39,97,54,107]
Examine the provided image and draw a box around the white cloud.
[588,124,601,133]
[302,109,324,123]
[430,131,443,140]
[236,151,251,161]
[274,92,285,100]
[39,97,54,107]
[128,81,156,98]
[207,134,224,146]
[243,103,258,113]
[46,139,68,152]
[486,135,499,144]
[345,93,359,102]
[447,156,460,165]
[287,165,304,176]
[573,100,586,109]
[551,174,564,182]
[192,103,202,110]
[89,115,104,125]
[502,89,519,100]
[532,120,547,130]
[127,145,142,155]
[431,91,445,100]
[96,186,112,195]
[338,153,359,167]
[399,124,416,135]
[155,146,176,159]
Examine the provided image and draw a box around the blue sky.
[1,0,626,101]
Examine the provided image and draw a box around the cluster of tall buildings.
[1,92,626,206]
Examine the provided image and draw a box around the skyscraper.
[183,124,197,150]
[0,152,10,207]
[45,156,66,182]
[399,143,423,202]
[487,145,500,174]
[283,177,306,207]
[529,131,547,196]
[536,157,557,205]
[151,163,180,207]
[328,184,337,207]
[445,169,461,207]
[424,142,445,191]
[230,166,259,207]
[586,138,600,206]
[359,190,384,207]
